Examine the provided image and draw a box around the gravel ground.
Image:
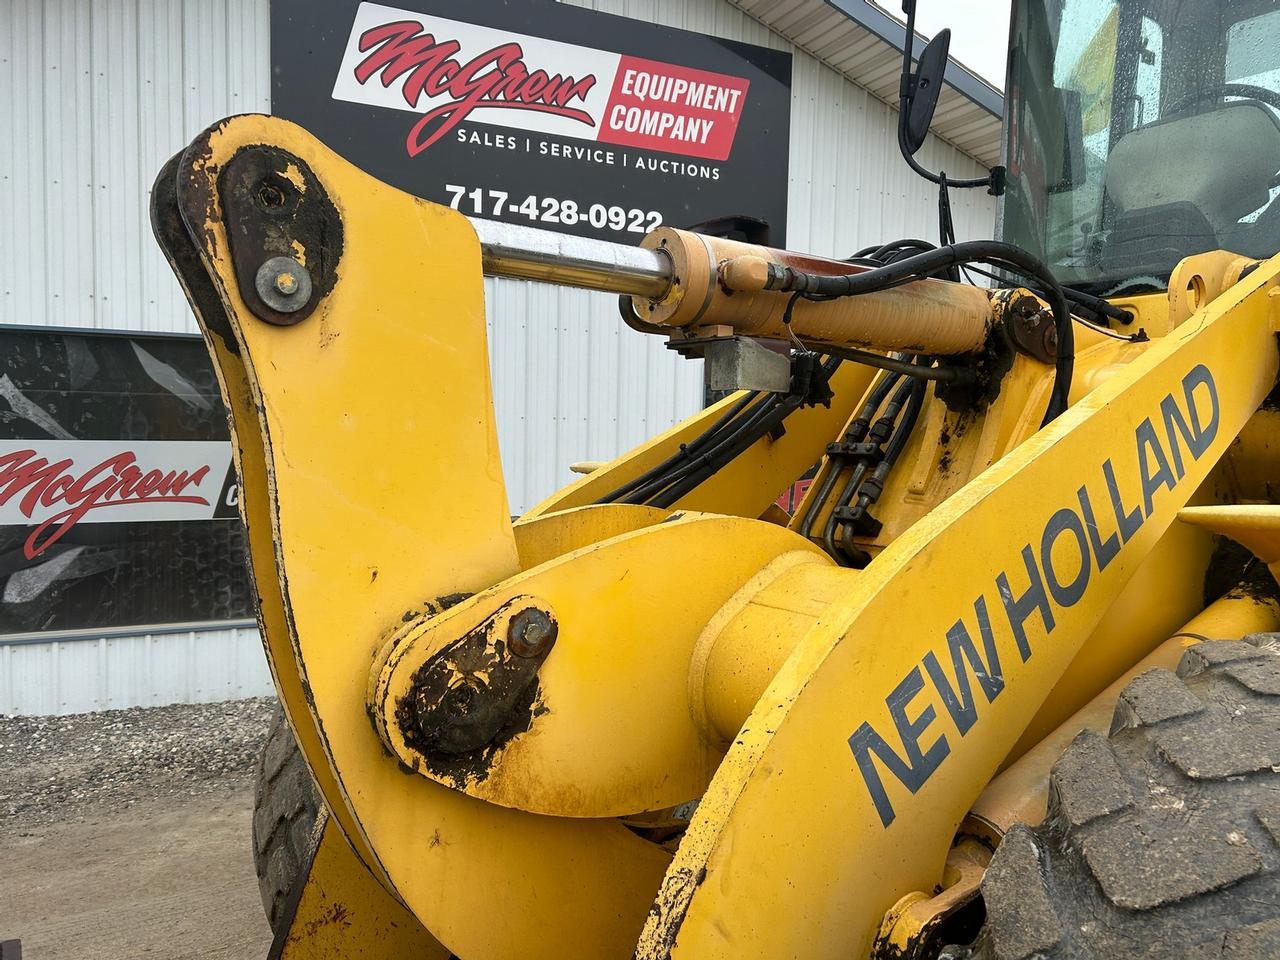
[1,699,277,959]
[0,698,275,826]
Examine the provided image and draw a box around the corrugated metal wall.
[0,0,995,714]
[1,624,267,715]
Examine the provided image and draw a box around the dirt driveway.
[1,701,275,960]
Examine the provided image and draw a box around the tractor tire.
[251,705,325,933]
[952,635,1280,960]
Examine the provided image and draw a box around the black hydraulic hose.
[883,379,926,468]
[822,374,916,556]
[598,392,758,504]
[838,379,927,565]
[870,239,937,262]
[761,240,1073,425]
[614,394,773,506]
[1060,283,1133,324]
[817,344,973,383]
[650,355,841,508]
[824,461,868,559]
[959,263,1133,326]
[626,393,784,504]
[855,369,904,435]
[647,396,803,508]
[869,377,917,446]
[799,460,845,540]
[850,378,927,520]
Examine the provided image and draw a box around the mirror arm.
[896,0,1005,195]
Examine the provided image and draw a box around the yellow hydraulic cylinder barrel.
[690,558,856,747]
[632,227,995,355]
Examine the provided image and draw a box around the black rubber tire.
[251,705,325,933]
[951,634,1280,960]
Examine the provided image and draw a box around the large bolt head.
[508,608,557,658]
[273,270,299,295]
[254,256,312,314]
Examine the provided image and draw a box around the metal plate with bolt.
[255,256,312,314]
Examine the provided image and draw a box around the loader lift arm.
[153,115,1280,960]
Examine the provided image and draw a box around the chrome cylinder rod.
[472,218,673,300]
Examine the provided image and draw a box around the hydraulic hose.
[620,394,779,505]
[597,391,757,504]
[798,369,902,539]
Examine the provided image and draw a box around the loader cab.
[1001,0,1280,296]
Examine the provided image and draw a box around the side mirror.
[904,28,951,155]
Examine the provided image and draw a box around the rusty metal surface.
[218,147,343,327]
[396,598,556,779]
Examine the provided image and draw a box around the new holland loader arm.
[152,116,1280,960]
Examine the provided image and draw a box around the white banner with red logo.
[0,441,233,560]
[331,2,750,161]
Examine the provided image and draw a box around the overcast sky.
[871,0,1012,89]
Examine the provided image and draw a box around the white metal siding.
[0,625,270,715]
[0,0,996,714]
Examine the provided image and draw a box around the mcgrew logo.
[353,20,599,155]
[333,3,751,162]
[848,363,1220,827]
[0,449,213,559]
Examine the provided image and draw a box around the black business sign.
[271,0,792,243]
[0,328,253,636]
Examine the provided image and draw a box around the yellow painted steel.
[1167,251,1258,328]
[633,257,1280,959]
[1007,506,1217,762]
[372,514,834,817]
[271,818,449,960]
[166,116,671,960]
[1180,504,1280,564]
[150,150,388,890]
[158,113,1280,960]
[512,503,671,569]
[1220,408,1280,501]
[871,838,991,960]
[873,588,1280,958]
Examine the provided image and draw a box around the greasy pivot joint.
[395,596,556,765]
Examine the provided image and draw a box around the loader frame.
[153,114,1280,960]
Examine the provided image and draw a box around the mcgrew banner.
[273,0,792,243]
[0,329,252,637]
[333,5,751,161]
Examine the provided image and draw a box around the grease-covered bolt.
[507,608,557,658]
[440,681,478,722]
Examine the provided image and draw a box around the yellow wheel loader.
[151,1,1280,957]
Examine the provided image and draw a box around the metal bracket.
[218,146,343,326]
[699,336,793,393]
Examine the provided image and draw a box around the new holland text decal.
[849,364,1219,827]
